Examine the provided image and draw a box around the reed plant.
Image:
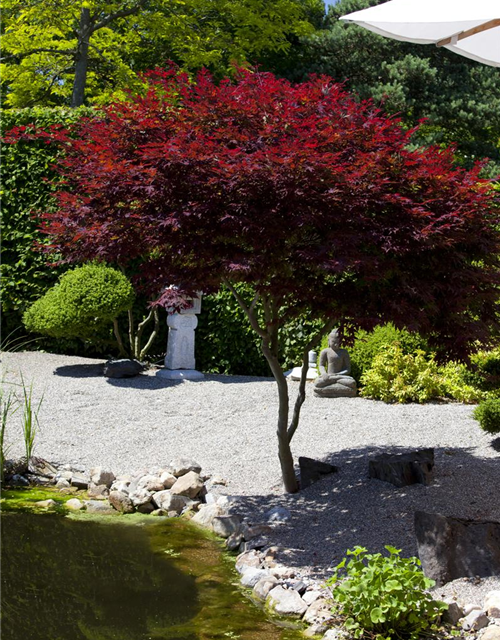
[0,387,18,483]
[20,375,43,464]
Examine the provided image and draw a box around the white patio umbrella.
[340,0,500,67]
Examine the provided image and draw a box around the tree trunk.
[71,7,91,107]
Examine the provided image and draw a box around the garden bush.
[23,263,135,348]
[327,546,447,640]
[360,345,484,404]
[473,398,500,434]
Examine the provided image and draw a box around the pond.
[1,509,305,640]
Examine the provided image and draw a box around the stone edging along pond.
[4,456,498,640]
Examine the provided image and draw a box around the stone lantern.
[156,291,204,380]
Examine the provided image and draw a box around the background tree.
[267,0,500,172]
[7,67,500,492]
[1,0,321,108]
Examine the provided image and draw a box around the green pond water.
[1,497,305,640]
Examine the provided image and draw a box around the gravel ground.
[2,351,500,599]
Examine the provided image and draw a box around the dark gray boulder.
[368,448,434,488]
[299,457,338,489]
[414,511,500,586]
[103,359,145,378]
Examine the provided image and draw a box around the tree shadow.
[224,445,500,581]
[490,436,500,453]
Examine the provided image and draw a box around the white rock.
[461,610,490,631]
[322,630,349,640]
[235,550,261,574]
[464,603,483,616]
[212,515,242,538]
[160,471,176,489]
[167,458,201,477]
[129,488,153,507]
[66,498,84,511]
[303,599,333,625]
[170,471,204,499]
[35,499,57,508]
[485,591,500,618]
[56,478,71,489]
[137,475,164,492]
[152,490,190,514]
[191,503,224,528]
[303,590,323,606]
[240,567,271,588]
[111,480,130,494]
[253,576,279,600]
[216,495,238,511]
[267,585,307,617]
[481,627,500,640]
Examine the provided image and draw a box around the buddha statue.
[313,329,357,398]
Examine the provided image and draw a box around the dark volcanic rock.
[368,448,434,488]
[103,359,145,378]
[415,511,500,586]
[299,457,338,489]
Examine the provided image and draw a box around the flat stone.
[460,610,489,631]
[240,567,271,588]
[109,490,135,514]
[35,499,57,508]
[88,483,109,499]
[103,358,144,378]
[152,490,190,514]
[240,536,270,552]
[28,457,58,478]
[85,500,115,515]
[299,457,338,490]
[303,590,322,606]
[415,511,500,586]
[267,585,307,617]
[226,532,244,551]
[170,471,204,499]
[167,458,202,477]
[369,449,434,488]
[70,474,89,490]
[89,467,115,488]
[212,515,242,538]
[66,498,85,511]
[241,523,274,541]
[485,591,500,618]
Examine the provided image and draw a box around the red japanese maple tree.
[9,66,500,492]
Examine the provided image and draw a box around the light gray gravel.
[2,351,500,588]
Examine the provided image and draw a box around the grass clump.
[327,546,447,640]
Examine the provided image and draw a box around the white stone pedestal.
[156,293,204,381]
[286,350,318,381]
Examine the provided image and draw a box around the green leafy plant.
[439,362,485,404]
[327,546,447,640]
[360,345,443,403]
[473,398,500,434]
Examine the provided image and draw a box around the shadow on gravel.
[54,364,105,378]
[490,436,500,453]
[103,372,274,389]
[227,445,500,580]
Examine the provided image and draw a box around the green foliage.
[360,345,485,404]
[360,345,442,403]
[1,0,319,108]
[19,375,43,462]
[327,546,447,640]
[473,398,500,435]
[23,263,135,342]
[0,389,17,483]
[197,285,323,376]
[1,106,94,350]
[468,348,500,396]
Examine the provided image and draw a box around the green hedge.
[1,106,96,353]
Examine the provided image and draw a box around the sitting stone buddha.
[313,329,357,398]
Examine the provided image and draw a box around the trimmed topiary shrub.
[327,546,447,640]
[24,263,135,352]
[473,398,500,434]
